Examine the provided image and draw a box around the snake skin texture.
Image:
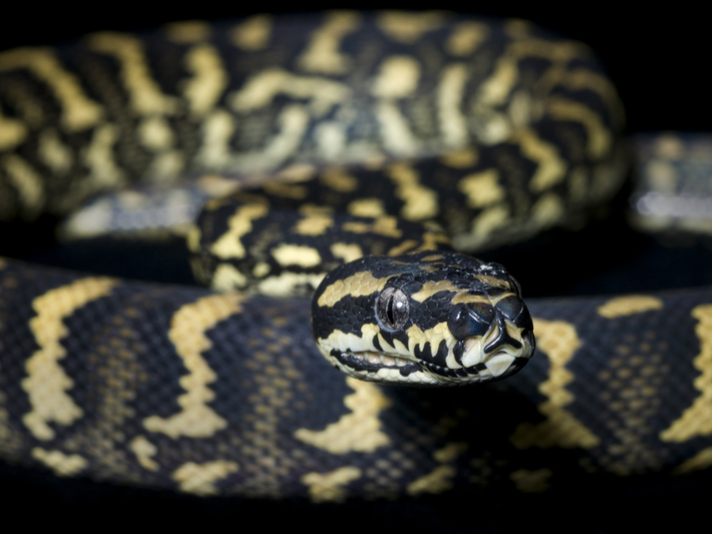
[0,12,711,510]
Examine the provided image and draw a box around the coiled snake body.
[0,12,711,502]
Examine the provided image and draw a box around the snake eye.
[447,302,495,340]
[376,287,410,331]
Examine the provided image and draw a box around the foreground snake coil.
[0,12,711,500]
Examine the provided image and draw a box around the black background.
[0,4,710,532]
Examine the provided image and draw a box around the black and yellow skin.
[0,11,711,526]
[312,251,534,385]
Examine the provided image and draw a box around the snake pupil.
[377,287,409,331]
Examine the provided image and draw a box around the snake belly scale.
[0,11,711,501]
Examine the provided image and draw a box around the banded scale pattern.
[1,257,712,499]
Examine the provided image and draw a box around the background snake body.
[0,10,711,520]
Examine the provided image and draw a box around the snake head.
[311,251,535,386]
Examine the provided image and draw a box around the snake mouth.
[334,350,421,375]
[332,349,529,384]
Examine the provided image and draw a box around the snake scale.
[0,11,711,514]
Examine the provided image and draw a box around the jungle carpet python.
[0,12,711,502]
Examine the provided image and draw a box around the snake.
[0,11,711,507]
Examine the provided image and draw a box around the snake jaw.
[329,349,432,385]
[339,350,414,369]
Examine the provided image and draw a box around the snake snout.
[447,295,535,379]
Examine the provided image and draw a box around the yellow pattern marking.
[441,148,478,168]
[374,101,417,155]
[388,164,439,220]
[597,296,664,318]
[256,272,326,297]
[23,277,117,440]
[386,239,419,257]
[347,198,385,217]
[314,121,346,158]
[229,68,349,113]
[510,468,552,493]
[458,169,504,208]
[38,130,72,173]
[195,109,235,169]
[343,215,401,238]
[446,21,488,56]
[434,442,468,462]
[297,12,359,74]
[263,182,308,199]
[261,105,310,166]
[143,294,246,438]
[210,201,269,259]
[672,447,712,475]
[0,108,27,150]
[479,57,517,108]
[474,275,513,292]
[32,448,88,477]
[138,116,174,150]
[183,45,227,117]
[293,213,333,235]
[509,38,585,64]
[164,21,211,43]
[211,264,248,291]
[661,304,712,441]
[302,466,362,503]
[371,55,420,99]
[320,169,358,192]
[377,11,445,43]
[252,262,270,278]
[531,193,564,227]
[89,33,178,115]
[451,291,505,306]
[130,436,159,471]
[2,154,45,216]
[231,15,272,50]
[406,322,453,365]
[411,280,459,302]
[331,243,363,263]
[407,465,456,496]
[438,64,469,147]
[277,163,317,183]
[0,48,103,131]
[464,204,509,248]
[316,324,388,365]
[548,97,611,159]
[317,271,393,307]
[272,244,321,267]
[511,318,599,448]
[564,69,625,123]
[515,129,567,191]
[172,460,239,496]
[294,377,391,453]
[83,124,127,189]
